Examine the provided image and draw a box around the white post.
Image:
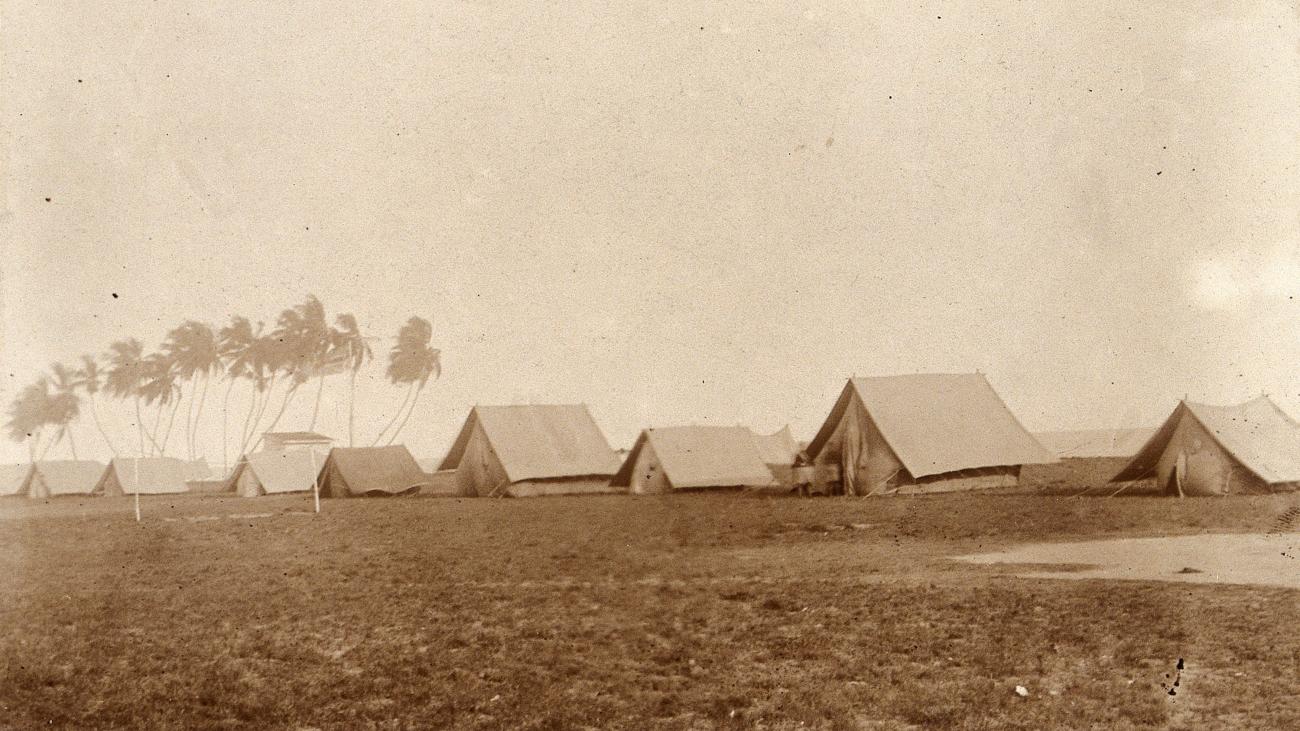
[133,459,141,522]
[310,449,321,514]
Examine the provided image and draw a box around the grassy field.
[2,489,1299,730]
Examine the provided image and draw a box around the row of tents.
[5,374,1300,500]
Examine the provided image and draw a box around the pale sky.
[2,1,1298,466]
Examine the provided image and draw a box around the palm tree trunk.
[385,383,425,446]
[191,372,211,460]
[135,396,146,456]
[259,381,301,442]
[183,379,196,460]
[348,368,358,447]
[36,429,55,461]
[149,402,165,456]
[308,373,326,431]
[238,383,260,457]
[89,395,119,456]
[242,373,278,453]
[372,382,415,446]
[67,427,78,459]
[160,398,182,456]
[221,376,236,475]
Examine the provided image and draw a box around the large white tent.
[804,373,1056,495]
[438,405,622,497]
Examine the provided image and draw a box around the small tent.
[1111,396,1300,496]
[804,373,1056,495]
[316,445,428,498]
[438,404,623,497]
[23,461,105,498]
[228,449,327,497]
[95,457,192,496]
[610,426,778,493]
[0,464,31,497]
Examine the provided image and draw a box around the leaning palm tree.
[333,313,373,446]
[139,351,181,456]
[5,378,52,460]
[238,330,285,456]
[218,316,257,473]
[76,354,120,456]
[45,363,82,459]
[163,320,220,460]
[376,317,441,446]
[104,338,158,456]
[260,295,331,438]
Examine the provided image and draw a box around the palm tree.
[45,363,82,459]
[376,317,441,446]
[139,351,181,456]
[238,330,284,456]
[6,378,52,460]
[76,354,120,456]
[218,316,257,472]
[333,313,372,446]
[163,320,219,460]
[104,338,159,456]
[260,295,331,438]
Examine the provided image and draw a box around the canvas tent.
[804,373,1056,495]
[438,404,623,497]
[752,425,800,467]
[316,445,428,498]
[95,457,192,495]
[0,463,30,497]
[23,461,105,498]
[184,459,213,481]
[414,458,460,497]
[751,425,801,488]
[611,426,778,493]
[227,449,327,497]
[1110,396,1300,496]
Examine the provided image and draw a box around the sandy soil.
[956,532,1300,589]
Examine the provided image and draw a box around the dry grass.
[2,490,1299,729]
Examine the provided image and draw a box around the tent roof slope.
[1034,428,1158,459]
[29,460,106,495]
[752,425,800,465]
[100,457,191,494]
[438,404,621,481]
[236,449,327,494]
[1112,397,1300,484]
[612,426,776,488]
[0,463,32,496]
[806,374,1056,478]
[323,445,429,495]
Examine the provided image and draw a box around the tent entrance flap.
[841,403,862,497]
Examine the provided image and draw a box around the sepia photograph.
[2,2,1298,728]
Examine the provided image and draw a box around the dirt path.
[955,532,1300,589]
